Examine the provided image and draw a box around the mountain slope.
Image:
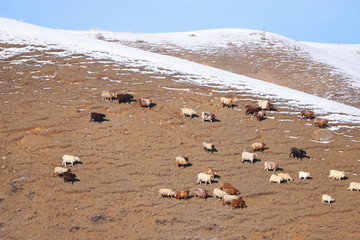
[0,17,359,126]
[78,29,360,109]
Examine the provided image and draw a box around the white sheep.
[278,173,294,183]
[347,182,360,191]
[264,161,280,171]
[241,151,257,164]
[54,166,70,176]
[180,108,196,118]
[258,100,274,110]
[213,188,226,200]
[175,156,188,167]
[223,194,239,205]
[322,194,334,204]
[203,141,215,153]
[269,174,282,184]
[197,172,213,185]
[298,171,311,180]
[220,97,234,108]
[101,91,115,101]
[62,154,80,167]
[329,170,345,180]
[251,142,266,152]
[201,112,216,122]
[158,188,176,198]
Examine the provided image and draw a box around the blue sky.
[1,0,359,44]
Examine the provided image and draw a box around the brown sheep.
[301,110,315,119]
[253,111,265,121]
[194,188,209,200]
[175,190,190,200]
[219,181,234,190]
[245,105,260,115]
[314,118,328,127]
[230,197,247,209]
[204,167,217,176]
[222,185,240,195]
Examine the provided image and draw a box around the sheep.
[197,172,213,185]
[301,110,315,119]
[201,112,216,123]
[253,111,265,121]
[251,143,266,153]
[117,93,134,104]
[175,156,189,167]
[90,112,106,123]
[158,188,176,198]
[204,167,217,177]
[230,197,247,209]
[180,108,196,118]
[222,185,240,195]
[63,171,76,184]
[322,194,334,204]
[329,170,345,180]
[101,91,116,101]
[264,161,280,171]
[62,154,80,167]
[223,194,239,205]
[245,104,260,115]
[241,151,257,164]
[194,188,209,200]
[54,167,71,176]
[258,100,274,110]
[213,188,226,200]
[175,190,190,200]
[298,171,311,180]
[269,174,282,184]
[289,147,306,159]
[219,182,235,190]
[139,98,152,108]
[347,182,360,191]
[220,97,234,108]
[278,173,294,183]
[203,141,215,153]
[314,118,328,128]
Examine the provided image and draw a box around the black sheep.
[289,147,307,159]
[90,112,106,123]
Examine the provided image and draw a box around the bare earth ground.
[0,44,360,240]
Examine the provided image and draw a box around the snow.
[0,17,359,127]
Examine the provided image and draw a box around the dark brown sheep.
[63,171,76,184]
[90,112,106,123]
[245,105,260,115]
[117,94,134,104]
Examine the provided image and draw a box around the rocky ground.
[0,43,359,239]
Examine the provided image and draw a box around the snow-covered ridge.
[76,28,360,90]
[0,17,359,126]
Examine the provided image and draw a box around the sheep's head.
[75,157,80,161]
